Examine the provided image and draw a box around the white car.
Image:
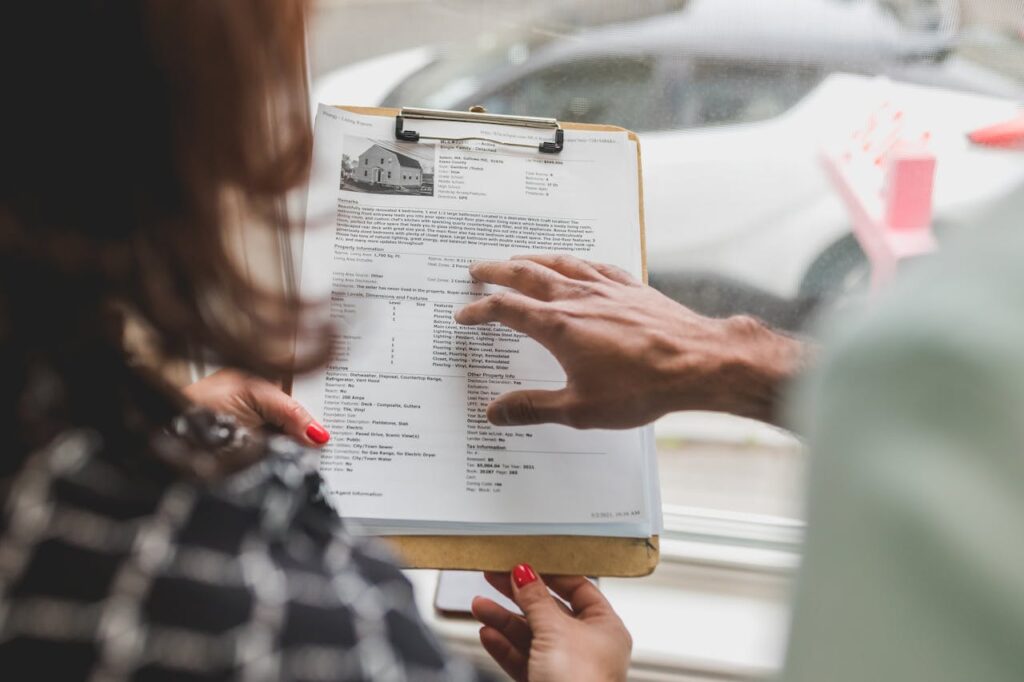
[314,0,1024,329]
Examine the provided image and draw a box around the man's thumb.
[488,389,569,426]
[509,563,562,630]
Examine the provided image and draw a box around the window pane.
[682,60,820,127]
[475,56,669,131]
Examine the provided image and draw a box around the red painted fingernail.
[512,563,537,588]
[305,421,330,444]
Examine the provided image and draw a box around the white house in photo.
[356,144,422,189]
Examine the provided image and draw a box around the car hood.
[311,46,435,112]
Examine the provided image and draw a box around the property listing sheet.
[294,106,655,535]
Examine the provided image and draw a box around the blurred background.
[304,1,1023,677]
[308,0,1023,521]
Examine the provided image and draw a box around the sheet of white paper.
[294,106,656,535]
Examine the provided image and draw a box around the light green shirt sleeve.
[782,189,1024,681]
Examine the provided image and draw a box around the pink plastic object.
[967,112,1024,150]
[821,102,937,292]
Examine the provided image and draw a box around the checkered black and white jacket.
[0,411,488,681]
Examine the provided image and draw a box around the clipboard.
[320,105,658,578]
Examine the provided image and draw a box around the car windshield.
[382,36,545,110]
[384,43,825,133]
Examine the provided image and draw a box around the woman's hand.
[455,254,806,428]
[182,369,330,447]
[472,564,631,682]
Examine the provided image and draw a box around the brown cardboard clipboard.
[327,105,658,578]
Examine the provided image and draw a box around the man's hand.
[183,369,330,446]
[455,254,805,428]
[473,565,631,682]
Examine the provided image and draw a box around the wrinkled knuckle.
[561,278,585,296]
[486,292,508,311]
[498,609,518,630]
[726,314,764,337]
[507,397,540,425]
[541,306,569,335]
[563,281,593,298]
[646,328,682,355]
[508,261,530,278]
[614,266,638,284]
[601,263,636,284]
[283,398,307,420]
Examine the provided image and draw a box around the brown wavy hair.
[1,1,329,466]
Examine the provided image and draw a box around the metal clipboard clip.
[395,106,564,154]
